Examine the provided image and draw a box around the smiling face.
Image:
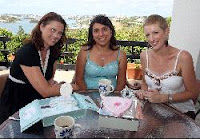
[92,23,112,47]
[144,23,169,51]
[40,21,64,48]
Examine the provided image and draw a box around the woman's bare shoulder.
[77,45,88,59]
[140,49,146,57]
[80,45,88,51]
[119,49,126,56]
[79,45,88,53]
[177,49,194,69]
[179,50,192,61]
[140,49,148,61]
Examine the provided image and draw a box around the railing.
[58,38,148,70]
[116,40,148,62]
[0,37,148,70]
[0,36,11,68]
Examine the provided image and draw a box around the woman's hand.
[71,84,80,91]
[135,90,146,100]
[48,79,58,86]
[143,89,167,103]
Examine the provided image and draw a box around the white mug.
[54,115,81,138]
[99,79,114,96]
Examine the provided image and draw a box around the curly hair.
[84,14,118,50]
[25,12,67,57]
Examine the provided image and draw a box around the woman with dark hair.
[0,12,78,124]
[75,15,127,96]
[86,15,117,51]
[136,14,198,119]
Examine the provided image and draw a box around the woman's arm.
[134,50,148,100]
[75,46,87,90]
[115,50,127,91]
[20,65,61,98]
[140,50,148,91]
[144,50,198,103]
[170,51,198,103]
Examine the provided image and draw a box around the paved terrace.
[0,68,75,83]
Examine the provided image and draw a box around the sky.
[0,0,174,17]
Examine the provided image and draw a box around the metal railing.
[116,40,148,62]
[64,38,148,61]
[58,38,148,70]
[0,37,148,70]
[0,36,11,67]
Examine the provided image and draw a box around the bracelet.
[168,94,173,103]
[60,83,73,97]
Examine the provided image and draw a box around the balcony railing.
[0,37,148,70]
[58,38,148,70]
[0,36,11,68]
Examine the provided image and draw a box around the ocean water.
[0,18,77,34]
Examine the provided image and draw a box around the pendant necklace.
[99,52,105,62]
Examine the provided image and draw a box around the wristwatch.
[168,94,173,103]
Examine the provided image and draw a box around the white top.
[144,49,195,113]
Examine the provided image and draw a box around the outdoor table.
[0,91,200,138]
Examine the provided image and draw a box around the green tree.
[0,28,13,61]
[64,29,88,64]
[0,16,172,64]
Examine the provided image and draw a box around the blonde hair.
[144,14,168,31]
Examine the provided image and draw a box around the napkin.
[101,95,132,117]
[60,83,73,98]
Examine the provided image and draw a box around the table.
[0,92,200,138]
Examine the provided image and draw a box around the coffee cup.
[54,115,81,138]
[99,79,114,96]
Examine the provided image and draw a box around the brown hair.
[25,12,67,57]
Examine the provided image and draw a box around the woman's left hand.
[143,89,164,103]
[48,79,58,86]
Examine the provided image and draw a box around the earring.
[165,40,168,46]
[165,35,169,46]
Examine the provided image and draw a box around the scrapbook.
[19,96,80,132]
[19,93,99,132]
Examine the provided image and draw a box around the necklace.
[98,52,106,62]
[38,49,50,77]
[101,57,105,61]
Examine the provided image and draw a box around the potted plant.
[127,59,142,80]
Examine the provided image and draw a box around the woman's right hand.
[71,84,80,91]
[135,90,146,100]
